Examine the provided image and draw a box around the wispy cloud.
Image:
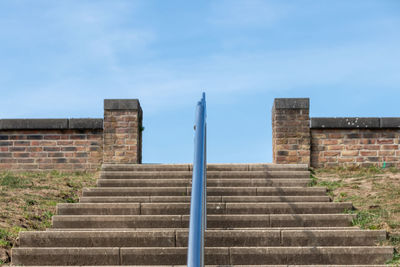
[1,0,399,118]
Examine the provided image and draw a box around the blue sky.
[0,0,399,163]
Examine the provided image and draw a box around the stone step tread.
[19,265,390,267]
[79,196,331,203]
[101,163,309,172]
[47,227,361,231]
[100,171,310,179]
[51,214,356,228]
[19,229,386,247]
[56,202,353,215]
[96,179,311,187]
[101,170,310,173]
[82,186,327,197]
[98,177,310,180]
[12,246,393,265]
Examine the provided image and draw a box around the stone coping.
[0,118,103,130]
[273,98,309,109]
[311,117,400,129]
[104,99,141,111]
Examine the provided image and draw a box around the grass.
[0,170,97,265]
[311,166,400,265]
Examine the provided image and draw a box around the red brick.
[363,145,380,150]
[324,151,340,157]
[327,145,343,150]
[323,140,339,145]
[360,139,376,144]
[328,133,344,138]
[377,139,394,144]
[379,151,395,156]
[338,158,355,163]
[382,145,398,150]
[342,151,359,157]
[44,135,61,140]
[360,151,377,156]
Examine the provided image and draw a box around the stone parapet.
[103,99,142,164]
[272,98,310,165]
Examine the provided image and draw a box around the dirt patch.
[0,170,97,265]
[312,166,400,264]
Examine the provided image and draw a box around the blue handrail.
[187,92,207,267]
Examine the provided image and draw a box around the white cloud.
[1,0,399,119]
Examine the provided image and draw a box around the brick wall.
[0,119,103,171]
[272,98,400,168]
[0,99,143,171]
[272,98,310,165]
[311,118,400,168]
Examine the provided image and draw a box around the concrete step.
[12,246,393,265]
[46,227,362,231]
[56,202,352,215]
[51,214,355,229]
[82,187,188,197]
[100,170,310,179]
[19,229,386,247]
[82,187,327,197]
[11,265,390,267]
[79,195,331,203]
[96,179,311,187]
[101,163,309,172]
[12,265,390,267]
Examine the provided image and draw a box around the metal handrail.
[187,92,207,267]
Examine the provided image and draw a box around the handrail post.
[187,93,207,267]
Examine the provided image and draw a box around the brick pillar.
[272,98,310,165]
[103,99,142,164]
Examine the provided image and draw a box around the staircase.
[12,163,393,266]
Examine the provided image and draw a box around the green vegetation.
[311,166,400,265]
[0,171,96,264]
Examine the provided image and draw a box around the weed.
[390,235,400,247]
[389,221,400,229]
[386,250,400,265]
[0,173,32,188]
[347,210,382,230]
[43,211,53,220]
[335,192,348,202]
[0,229,11,248]
[350,184,360,189]
[25,199,37,206]
[0,239,8,247]
[308,174,317,186]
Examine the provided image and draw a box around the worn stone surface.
[104,99,140,110]
[273,98,310,109]
[19,230,176,247]
[311,117,380,129]
[0,119,69,129]
[69,119,103,129]
[12,248,120,265]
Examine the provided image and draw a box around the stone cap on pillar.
[273,98,309,109]
[104,99,142,111]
